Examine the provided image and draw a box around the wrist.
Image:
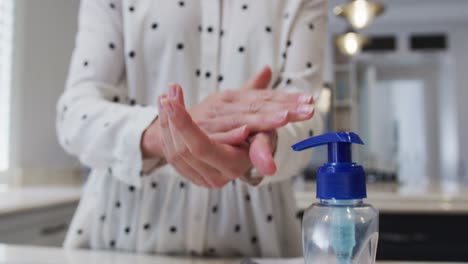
[141,118,165,159]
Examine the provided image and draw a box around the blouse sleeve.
[56,0,158,188]
[259,0,327,185]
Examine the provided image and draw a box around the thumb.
[249,132,277,176]
[242,66,272,90]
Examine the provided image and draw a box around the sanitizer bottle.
[292,132,379,264]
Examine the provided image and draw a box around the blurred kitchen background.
[1,0,468,262]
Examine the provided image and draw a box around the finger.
[222,89,313,104]
[165,98,248,178]
[168,83,186,107]
[208,125,250,145]
[242,66,272,90]
[249,133,277,176]
[199,111,290,133]
[207,101,315,120]
[158,95,208,187]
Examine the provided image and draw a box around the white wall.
[10,0,81,183]
[451,28,468,182]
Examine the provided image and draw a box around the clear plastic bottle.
[292,132,379,264]
[302,199,379,264]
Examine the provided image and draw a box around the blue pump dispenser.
[292,132,366,200]
[293,132,379,264]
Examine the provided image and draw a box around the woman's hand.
[190,68,314,137]
[155,84,253,188]
[142,66,314,159]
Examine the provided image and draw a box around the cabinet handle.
[40,223,68,236]
[380,232,429,243]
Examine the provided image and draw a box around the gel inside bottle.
[292,132,379,264]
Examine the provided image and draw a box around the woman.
[57,0,326,257]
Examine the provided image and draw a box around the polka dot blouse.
[57,0,326,258]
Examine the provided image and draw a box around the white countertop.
[294,180,468,214]
[1,180,468,216]
[0,186,81,215]
[0,244,463,264]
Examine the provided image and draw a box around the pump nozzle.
[292,132,363,163]
[292,132,366,200]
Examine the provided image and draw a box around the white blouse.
[57,0,326,258]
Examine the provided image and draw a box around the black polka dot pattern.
[124,227,131,234]
[115,201,121,208]
[265,26,272,33]
[307,62,313,68]
[129,51,135,58]
[109,42,115,50]
[309,129,314,137]
[112,95,120,102]
[177,43,184,50]
[198,25,202,32]
[208,248,216,254]
[282,52,287,59]
[128,6,134,12]
[143,223,151,230]
[245,194,250,201]
[207,26,213,33]
[205,71,211,78]
[234,224,241,232]
[151,181,158,188]
[151,23,158,30]
[100,215,106,222]
[287,40,292,47]
[242,4,248,10]
[81,114,87,120]
[110,240,116,247]
[238,46,245,53]
[251,236,258,244]
[212,205,218,213]
[179,182,185,188]
[195,69,201,77]
[309,23,315,30]
[179,1,185,7]
[128,185,135,192]
[267,214,273,222]
[296,212,303,220]
[83,61,89,67]
[77,229,83,235]
[217,75,223,82]
[170,226,177,233]
[129,99,136,106]
[139,170,144,177]
[109,2,115,9]
[286,79,292,85]
[220,29,224,37]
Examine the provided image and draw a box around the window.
[0,0,14,172]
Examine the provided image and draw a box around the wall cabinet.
[0,202,77,247]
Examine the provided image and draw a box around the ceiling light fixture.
[336,30,369,56]
[334,0,385,29]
